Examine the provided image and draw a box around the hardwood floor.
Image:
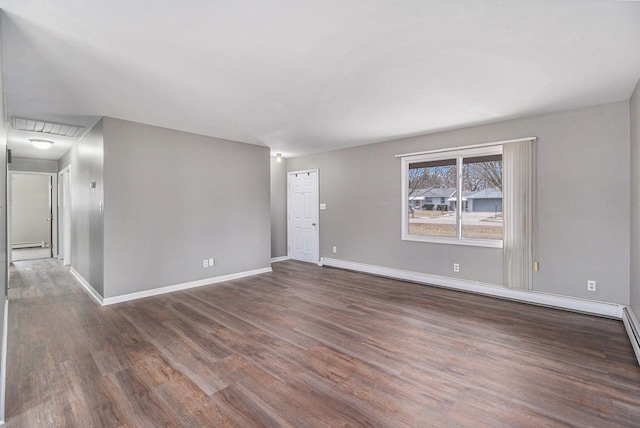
[5,258,640,427]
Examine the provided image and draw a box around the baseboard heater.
[623,307,640,366]
[11,242,46,249]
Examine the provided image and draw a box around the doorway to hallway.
[9,172,57,262]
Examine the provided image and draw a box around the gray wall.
[9,157,58,173]
[10,174,50,246]
[0,12,7,422]
[102,117,271,298]
[58,147,72,172]
[60,120,105,296]
[287,101,631,305]
[270,156,287,258]
[631,79,640,314]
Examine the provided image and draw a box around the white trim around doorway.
[8,171,58,263]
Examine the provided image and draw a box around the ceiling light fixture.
[30,139,54,150]
[276,153,282,162]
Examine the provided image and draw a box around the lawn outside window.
[401,146,503,248]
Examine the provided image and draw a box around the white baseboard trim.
[270,256,290,263]
[320,257,624,319]
[70,267,104,305]
[102,267,273,305]
[71,266,273,306]
[622,307,640,366]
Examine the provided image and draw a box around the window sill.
[402,234,503,249]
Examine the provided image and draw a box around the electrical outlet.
[209,258,214,266]
[587,280,596,291]
[203,259,209,268]
[453,263,460,273]
[333,246,337,253]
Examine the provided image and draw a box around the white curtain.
[503,139,536,289]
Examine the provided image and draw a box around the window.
[399,137,536,288]
[402,146,503,247]
[461,154,503,240]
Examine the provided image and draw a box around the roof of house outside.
[410,187,502,201]
[466,188,503,199]
[410,188,456,199]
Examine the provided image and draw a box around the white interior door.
[288,170,319,263]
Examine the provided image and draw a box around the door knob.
[312,223,316,226]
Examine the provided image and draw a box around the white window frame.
[401,145,503,248]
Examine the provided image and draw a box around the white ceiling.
[1,0,639,160]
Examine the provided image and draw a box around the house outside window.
[402,146,503,248]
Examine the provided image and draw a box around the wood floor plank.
[210,383,297,428]
[118,305,232,396]
[5,258,640,427]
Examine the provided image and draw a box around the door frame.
[287,169,320,264]
[8,171,58,262]
[58,165,71,265]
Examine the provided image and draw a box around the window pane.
[408,158,457,237]
[461,155,503,240]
